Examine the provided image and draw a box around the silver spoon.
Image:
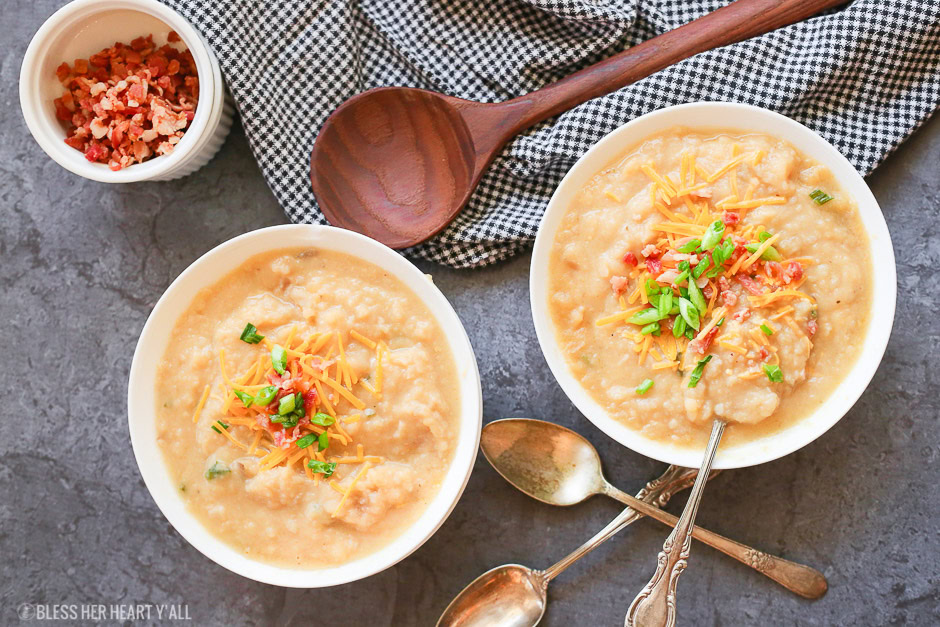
[438,419,826,627]
[626,418,725,627]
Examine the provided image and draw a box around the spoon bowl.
[437,564,547,627]
[480,417,607,506]
[310,87,480,249]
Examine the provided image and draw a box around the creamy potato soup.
[549,128,873,449]
[156,248,459,568]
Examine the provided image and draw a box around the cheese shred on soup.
[548,128,873,449]
[156,248,460,569]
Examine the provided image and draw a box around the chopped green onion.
[809,189,833,205]
[307,460,337,477]
[293,392,306,417]
[657,290,673,318]
[672,315,687,338]
[677,260,691,272]
[687,278,707,315]
[204,461,230,480]
[701,220,725,251]
[296,434,318,449]
[271,344,287,375]
[758,231,773,242]
[810,308,818,319]
[210,420,229,434]
[629,308,663,326]
[705,262,725,278]
[678,239,701,253]
[278,394,296,415]
[239,322,265,344]
[745,242,782,261]
[716,317,725,327]
[678,297,700,330]
[311,412,335,427]
[641,321,661,336]
[685,327,695,340]
[636,379,654,395]
[645,279,661,297]
[721,237,735,259]
[763,364,784,382]
[691,258,710,280]
[233,389,254,409]
[760,323,774,336]
[253,385,277,406]
[674,269,690,286]
[688,355,713,388]
[318,431,330,451]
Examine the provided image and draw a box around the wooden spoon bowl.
[310,0,846,249]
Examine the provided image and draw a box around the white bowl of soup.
[530,102,895,469]
[128,225,482,587]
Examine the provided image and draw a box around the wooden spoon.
[310,0,845,249]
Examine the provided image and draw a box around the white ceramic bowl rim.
[19,0,220,182]
[530,101,896,470]
[128,225,483,587]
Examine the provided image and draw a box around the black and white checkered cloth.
[163,0,939,268]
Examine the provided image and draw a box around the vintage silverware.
[480,419,827,599]
[626,419,725,627]
[437,465,699,627]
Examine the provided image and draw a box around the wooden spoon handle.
[494,0,846,135]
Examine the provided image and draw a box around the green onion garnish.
[318,431,330,451]
[629,308,663,326]
[271,344,287,375]
[678,239,701,253]
[688,355,713,388]
[636,379,654,395]
[645,279,661,297]
[296,434,318,449]
[293,392,306,417]
[758,231,773,242]
[204,461,230,480]
[763,364,784,382]
[678,297,700,330]
[307,460,337,477]
[673,269,690,286]
[311,412,335,427]
[210,420,230,434]
[745,242,782,261]
[809,189,833,205]
[760,323,774,336]
[253,385,277,406]
[239,323,265,344]
[677,260,691,272]
[716,317,725,327]
[641,321,660,336]
[672,315,687,338]
[657,290,673,318]
[278,394,296,415]
[685,327,695,340]
[700,220,725,251]
[233,389,254,408]
[691,258,710,280]
[687,279,707,315]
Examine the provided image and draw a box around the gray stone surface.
[3,2,939,625]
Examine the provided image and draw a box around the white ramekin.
[127,225,483,587]
[20,0,233,182]
[530,102,896,470]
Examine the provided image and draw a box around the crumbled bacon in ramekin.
[53,33,199,171]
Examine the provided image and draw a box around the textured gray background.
[3,2,939,625]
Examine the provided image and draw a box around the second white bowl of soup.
[129,225,482,587]
[531,102,895,469]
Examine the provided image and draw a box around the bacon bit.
[702,283,715,299]
[718,276,731,292]
[610,275,629,294]
[807,319,817,337]
[623,251,638,267]
[53,33,198,170]
[272,427,301,449]
[689,327,719,354]
[784,261,804,284]
[764,261,784,282]
[168,30,182,43]
[302,388,319,413]
[722,290,738,306]
[759,346,771,361]
[657,269,679,284]
[642,244,659,257]
[732,309,751,322]
[722,211,740,226]
[646,256,663,275]
[737,275,765,296]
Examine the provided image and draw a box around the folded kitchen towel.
[162,0,939,268]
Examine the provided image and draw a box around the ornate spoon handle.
[625,419,726,627]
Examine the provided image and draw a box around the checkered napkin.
[162,0,939,268]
